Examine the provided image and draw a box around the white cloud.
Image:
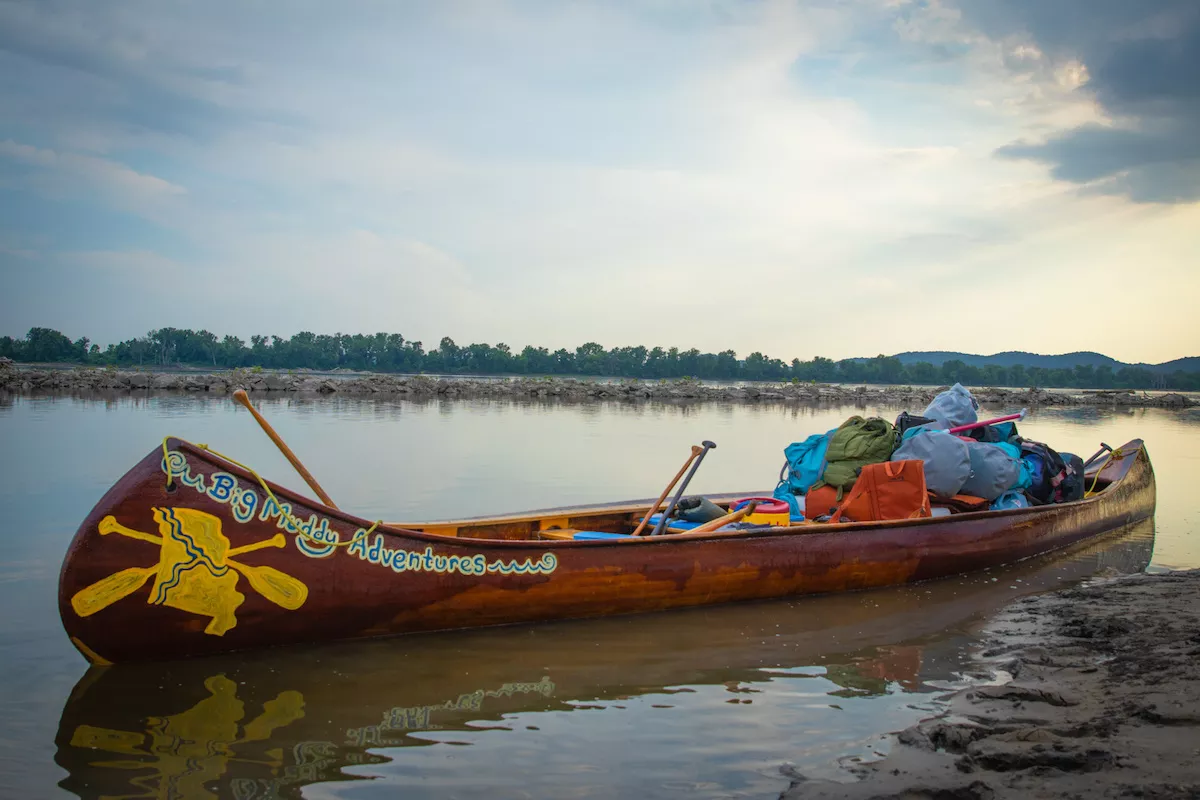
[0,139,185,201]
[67,249,187,272]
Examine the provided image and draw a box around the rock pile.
[0,367,1194,408]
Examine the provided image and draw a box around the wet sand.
[782,569,1200,799]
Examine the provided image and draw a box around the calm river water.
[0,394,1195,799]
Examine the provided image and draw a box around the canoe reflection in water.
[55,520,1154,800]
[62,673,555,800]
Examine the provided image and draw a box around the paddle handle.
[632,445,703,537]
[232,389,339,509]
[651,440,716,536]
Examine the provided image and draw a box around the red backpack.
[829,460,931,523]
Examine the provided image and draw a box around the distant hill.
[888,351,1200,374]
[1157,356,1200,373]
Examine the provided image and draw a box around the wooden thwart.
[537,528,580,541]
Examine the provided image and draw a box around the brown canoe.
[58,437,1155,664]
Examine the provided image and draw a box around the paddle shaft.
[232,389,339,509]
[632,445,703,537]
[689,500,757,535]
[1084,443,1113,469]
[948,410,1026,435]
[651,440,716,536]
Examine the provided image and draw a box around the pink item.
[948,409,1027,434]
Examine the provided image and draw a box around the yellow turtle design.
[71,507,308,635]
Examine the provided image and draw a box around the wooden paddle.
[688,501,757,535]
[71,565,157,617]
[632,445,705,537]
[650,440,717,536]
[227,561,308,609]
[232,389,339,509]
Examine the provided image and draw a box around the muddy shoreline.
[783,569,1200,799]
[0,366,1194,408]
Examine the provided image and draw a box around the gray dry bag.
[961,441,1021,500]
[891,429,971,499]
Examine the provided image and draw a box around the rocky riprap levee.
[0,366,1195,408]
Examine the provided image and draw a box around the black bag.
[969,420,1019,443]
[1019,440,1082,504]
[1058,453,1086,502]
[895,411,938,436]
[676,496,726,522]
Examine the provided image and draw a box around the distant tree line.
[2,326,1196,391]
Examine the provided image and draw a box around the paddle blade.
[70,566,156,617]
[229,562,308,610]
[241,690,306,742]
[70,724,148,756]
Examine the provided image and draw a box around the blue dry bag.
[773,430,835,516]
[990,489,1031,510]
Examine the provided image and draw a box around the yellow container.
[734,498,792,527]
[745,509,790,526]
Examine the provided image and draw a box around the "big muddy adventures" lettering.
[161,451,558,577]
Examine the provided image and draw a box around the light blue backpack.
[773,430,835,516]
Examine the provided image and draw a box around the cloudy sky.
[1,0,1197,363]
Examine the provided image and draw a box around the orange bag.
[804,485,841,520]
[829,460,931,523]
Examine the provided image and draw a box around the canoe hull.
[59,439,1155,663]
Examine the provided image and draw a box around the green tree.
[575,342,605,376]
[980,364,1006,387]
[810,356,836,382]
[907,361,939,385]
[25,327,78,362]
[871,355,905,384]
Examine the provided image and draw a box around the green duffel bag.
[676,496,727,523]
[813,415,899,499]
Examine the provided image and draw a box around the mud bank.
[0,366,1194,409]
[783,569,1200,799]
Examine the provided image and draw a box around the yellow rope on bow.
[162,438,175,488]
[162,437,380,548]
[1084,447,1124,498]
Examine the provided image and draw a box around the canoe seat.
[539,528,636,541]
[537,528,580,540]
[538,529,634,541]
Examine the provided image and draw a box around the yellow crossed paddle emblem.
[71,507,308,635]
[69,674,306,800]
